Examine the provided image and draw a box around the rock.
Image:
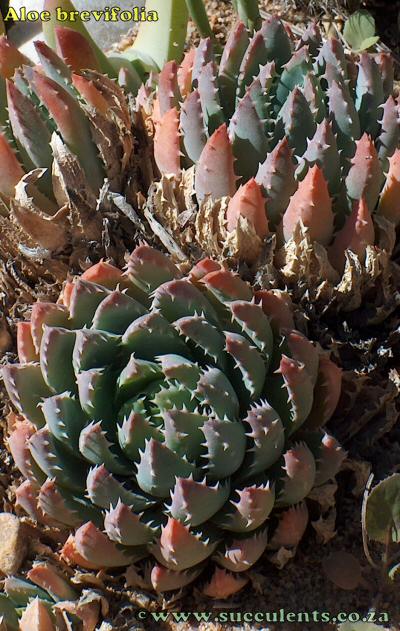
[0,315,12,353]
[0,513,28,575]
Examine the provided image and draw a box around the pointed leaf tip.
[0,35,31,79]
[55,26,100,72]
[154,107,181,176]
[329,197,375,272]
[0,130,24,198]
[195,124,236,202]
[226,178,268,238]
[72,73,109,115]
[378,148,400,226]
[282,165,334,245]
[202,568,248,599]
[345,132,382,211]
[19,598,56,631]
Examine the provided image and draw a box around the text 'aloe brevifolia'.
[149,17,400,273]
[3,245,344,597]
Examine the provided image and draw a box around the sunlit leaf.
[343,10,379,52]
[365,473,400,544]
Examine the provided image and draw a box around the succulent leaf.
[226,179,268,238]
[63,522,145,569]
[27,562,78,601]
[104,500,157,545]
[378,148,400,225]
[377,96,400,164]
[198,61,225,135]
[279,443,316,505]
[150,564,203,592]
[329,197,375,272]
[154,517,220,571]
[282,165,334,245]
[269,502,309,548]
[169,477,231,526]
[29,428,87,491]
[0,129,25,198]
[274,87,316,157]
[296,119,341,196]
[302,72,326,123]
[327,78,360,160]
[219,21,250,117]
[315,433,347,486]
[275,46,312,108]
[19,598,56,631]
[256,137,296,228]
[17,322,39,365]
[34,40,73,92]
[202,568,248,599]
[6,80,53,195]
[213,482,275,532]
[214,528,268,571]
[29,69,104,190]
[195,124,236,202]
[256,290,295,332]
[376,52,394,99]
[2,364,51,427]
[355,53,384,137]
[177,48,195,98]
[154,107,181,176]
[128,244,182,294]
[42,392,87,449]
[229,300,274,363]
[157,60,180,116]
[241,402,285,478]
[229,90,269,181]
[0,35,31,79]
[304,355,342,431]
[345,133,382,210]
[39,478,103,528]
[55,26,101,73]
[180,89,207,163]
[268,355,314,434]
[87,464,154,512]
[40,327,77,393]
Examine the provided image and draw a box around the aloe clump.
[148,16,399,273]
[0,562,107,630]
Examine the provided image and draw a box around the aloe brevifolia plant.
[148,16,399,305]
[2,244,344,597]
[0,562,108,630]
[0,28,162,318]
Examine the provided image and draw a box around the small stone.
[0,316,12,353]
[0,513,28,575]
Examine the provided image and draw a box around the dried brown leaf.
[268,546,297,569]
[51,133,102,244]
[322,551,362,590]
[308,481,338,511]
[312,507,337,543]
